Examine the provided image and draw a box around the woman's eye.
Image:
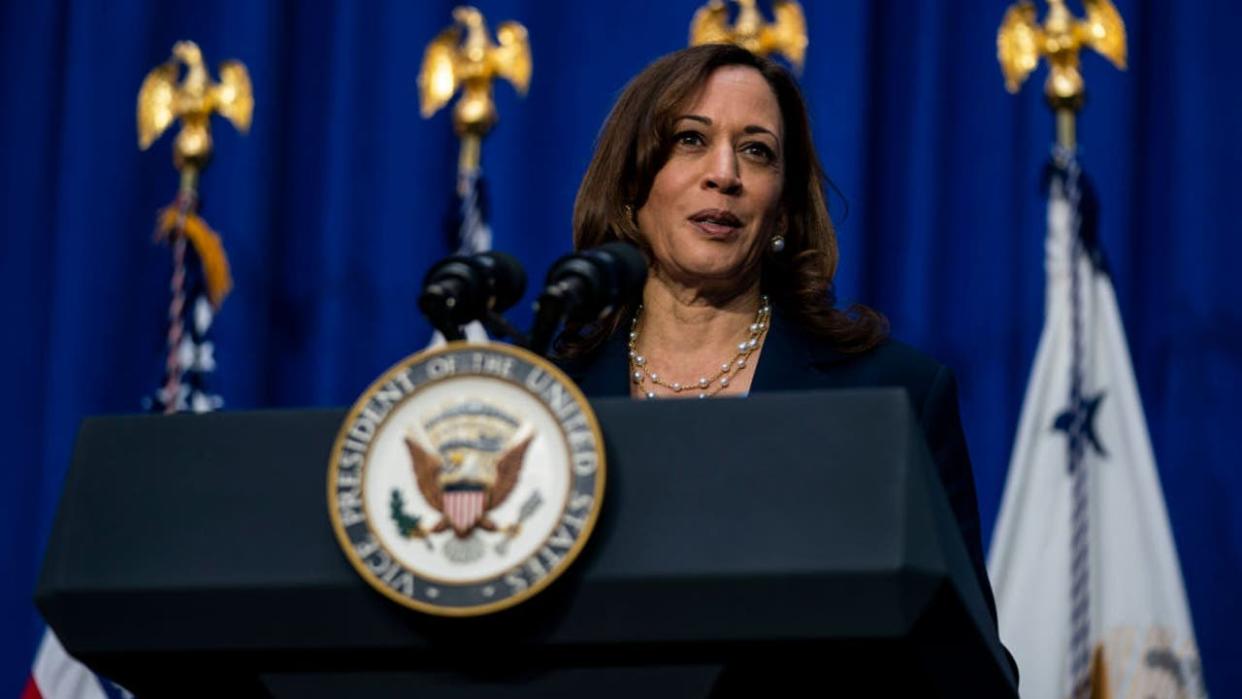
[743,142,776,162]
[674,131,705,147]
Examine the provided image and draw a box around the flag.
[25,192,229,698]
[22,631,121,699]
[428,165,491,346]
[143,190,230,413]
[987,153,1206,699]
[453,167,492,257]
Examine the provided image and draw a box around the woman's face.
[636,65,785,291]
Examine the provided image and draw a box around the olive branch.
[390,489,432,549]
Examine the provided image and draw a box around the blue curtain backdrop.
[3,0,1239,694]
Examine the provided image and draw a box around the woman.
[559,44,1011,672]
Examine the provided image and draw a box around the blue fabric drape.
[3,1,1238,694]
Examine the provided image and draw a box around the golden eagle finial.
[689,0,808,73]
[998,0,1127,111]
[418,6,531,143]
[137,41,253,173]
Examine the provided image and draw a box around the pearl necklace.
[628,295,771,399]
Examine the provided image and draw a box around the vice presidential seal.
[327,342,604,616]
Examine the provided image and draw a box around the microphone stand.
[482,310,529,348]
[528,284,572,358]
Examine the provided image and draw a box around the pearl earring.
[770,235,786,252]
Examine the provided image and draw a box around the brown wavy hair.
[561,43,887,358]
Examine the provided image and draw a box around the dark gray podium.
[36,389,1017,697]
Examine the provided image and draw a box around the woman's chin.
[663,258,755,287]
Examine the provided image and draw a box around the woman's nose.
[702,144,742,195]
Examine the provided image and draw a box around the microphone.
[418,251,526,342]
[529,241,647,357]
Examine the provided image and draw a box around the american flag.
[144,190,227,414]
[25,192,230,699]
[22,631,127,699]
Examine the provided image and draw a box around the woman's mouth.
[688,209,743,238]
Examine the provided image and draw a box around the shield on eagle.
[443,486,486,534]
[404,401,533,539]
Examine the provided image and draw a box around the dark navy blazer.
[559,307,1004,638]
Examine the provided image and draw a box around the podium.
[36,389,1017,697]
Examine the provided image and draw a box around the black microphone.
[418,251,526,341]
[529,241,647,357]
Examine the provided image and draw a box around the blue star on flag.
[1053,391,1108,464]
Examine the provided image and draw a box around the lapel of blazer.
[750,306,851,393]
[562,327,632,398]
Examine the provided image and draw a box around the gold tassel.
[156,207,233,309]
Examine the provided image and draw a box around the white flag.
[987,158,1206,699]
[426,165,492,348]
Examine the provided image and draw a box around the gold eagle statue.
[417,6,531,138]
[690,0,808,72]
[997,0,1126,109]
[405,431,534,538]
[137,41,253,171]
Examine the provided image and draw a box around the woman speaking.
[558,43,1009,659]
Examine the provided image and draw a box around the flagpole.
[995,6,1208,698]
[161,170,197,413]
[1056,109,1076,153]
[417,8,531,343]
[996,3,1127,697]
[417,7,531,251]
[457,133,482,198]
[137,41,251,412]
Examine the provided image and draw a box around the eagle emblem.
[689,0,808,73]
[330,343,605,615]
[417,7,531,132]
[137,40,253,171]
[391,401,538,562]
[997,0,1126,108]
